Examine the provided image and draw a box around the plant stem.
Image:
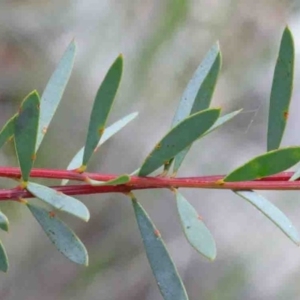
[0,167,298,201]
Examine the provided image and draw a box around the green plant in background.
[0,26,297,299]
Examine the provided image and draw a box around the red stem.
[0,167,298,201]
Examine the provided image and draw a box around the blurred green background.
[0,0,300,299]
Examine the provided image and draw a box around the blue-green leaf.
[27,203,88,265]
[62,112,137,185]
[224,147,300,182]
[27,182,89,221]
[139,108,220,176]
[36,40,76,151]
[14,91,40,182]
[0,114,16,149]
[130,168,140,176]
[176,191,216,260]
[173,109,242,174]
[0,240,8,272]
[235,190,300,245]
[267,27,294,151]
[82,55,123,167]
[204,109,242,135]
[131,196,188,300]
[289,170,300,181]
[171,43,221,127]
[168,43,221,174]
[86,174,130,186]
[0,210,9,232]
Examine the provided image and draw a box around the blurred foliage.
[0,1,300,299]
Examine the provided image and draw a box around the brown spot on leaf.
[283,111,289,120]
[155,143,161,150]
[42,127,48,134]
[98,127,105,135]
[31,153,37,161]
[154,229,161,237]
[48,211,56,218]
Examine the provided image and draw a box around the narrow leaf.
[82,55,123,167]
[235,190,300,245]
[176,192,216,260]
[204,109,243,135]
[27,203,88,265]
[27,182,90,221]
[289,169,300,181]
[63,112,137,179]
[132,197,188,300]
[139,108,220,176]
[130,168,140,176]
[0,115,16,149]
[86,174,130,186]
[171,43,221,127]
[14,91,40,182]
[173,109,242,173]
[0,241,8,272]
[267,27,294,151]
[224,147,300,182]
[36,40,76,151]
[0,210,9,232]
[169,43,221,174]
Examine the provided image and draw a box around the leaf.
[224,147,300,182]
[176,191,216,260]
[0,114,16,149]
[139,108,220,176]
[130,168,140,176]
[0,240,8,272]
[267,27,294,151]
[173,109,242,173]
[171,43,221,127]
[27,203,88,265]
[27,182,90,221]
[235,190,300,245]
[62,112,138,185]
[86,174,130,186]
[204,109,243,135]
[82,55,123,167]
[14,91,40,182]
[169,43,221,174]
[289,169,300,181]
[131,196,188,300]
[0,210,9,232]
[36,40,76,151]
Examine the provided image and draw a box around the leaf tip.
[209,252,217,261]
[283,25,292,35]
[116,54,124,65]
[84,254,89,266]
[70,37,77,46]
[83,209,90,222]
[30,89,40,97]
